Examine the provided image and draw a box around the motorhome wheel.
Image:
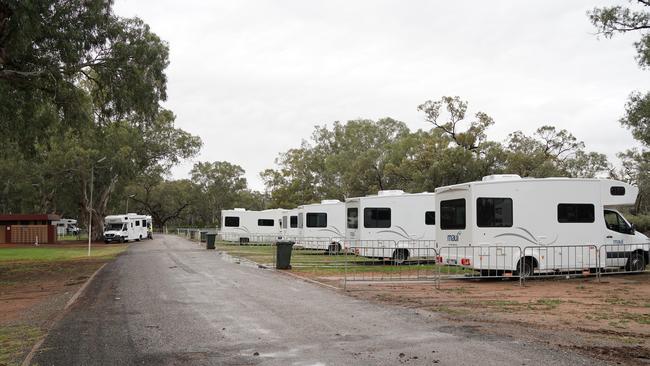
[392,249,409,264]
[626,251,646,272]
[516,258,535,278]
[328,242,342,254]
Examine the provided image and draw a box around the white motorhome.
[435,175,649,275]
[103,213,150,243]
[280,208,302,241]
[296,200,346,252]
[345,191,436,261]
[219,208,283,243]
[53,218,80,236]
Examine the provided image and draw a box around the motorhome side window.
[347,208,358,229]
[282,216,288,229]
[135,220,140,226]
[477,198,513,227]
[610,186,625,196]
[224,216,239,227]
[290,216,298,228]
[364,208,390,228]
[440,199,465,230]
[604,210,634,234]
[306,213,327,228]
[425,211,435,225]
[298,213,304,228]
[258,219,274,226]
[557,204,595,223]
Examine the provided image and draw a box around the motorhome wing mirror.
[123,226,128,231]
[630,224,636,233]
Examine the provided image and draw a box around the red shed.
[0,214,60,244]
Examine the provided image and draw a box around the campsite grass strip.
[216,241,472,277]
[0,245,126,263]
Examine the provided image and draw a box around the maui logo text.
[447,232,461,242]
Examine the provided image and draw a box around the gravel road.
[32,235,603,365]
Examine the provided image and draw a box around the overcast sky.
[114,0,649,191]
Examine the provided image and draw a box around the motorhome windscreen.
[604,210,633,234]
[477,198,513,227]
[290,216,298,228]
[440,199,466,229]
[557,204,595,223]
[258,219,275,226]
[364,208,391,228]
[224,216,239,227]
[106,223,124,231]
[306,213,327,227]
[347,208,358,229]
[425,211,435,225]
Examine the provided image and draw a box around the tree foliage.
[0,0,202,239]
[261,97,607,208]
[590,1,650,214]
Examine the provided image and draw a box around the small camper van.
[219,208,283,243]
[53,218,80,236]
[435,175,649,275]
[297,200,346,252]
[345,191,436,261]
[103,213,150,243]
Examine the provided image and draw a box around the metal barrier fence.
[182,233,650,288]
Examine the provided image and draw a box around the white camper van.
[219,208,283,243]
[345,191,436,261]
[435,175,649,275]
[280,208,302,241]
[297,200,346,252]
[53,218,80,236]
[103,213,150,243]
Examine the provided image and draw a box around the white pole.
[88,164,93,256]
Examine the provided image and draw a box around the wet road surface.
[32,235,602,365]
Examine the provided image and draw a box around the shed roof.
[0,214,61,222]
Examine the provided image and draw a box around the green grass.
[0,325,43,366]
[0,245,127,263]
[216,241,473,276]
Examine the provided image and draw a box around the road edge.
[275,268,342,291]
[20,263,107,366]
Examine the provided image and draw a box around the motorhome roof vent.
[320,199,341,204]
[482,174,522,182]
[377,190,405,196]
[233,208,246,211]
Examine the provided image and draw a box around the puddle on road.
[216,251,273,270]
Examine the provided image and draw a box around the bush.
[625,214,650,236]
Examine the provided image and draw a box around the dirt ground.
[341,274,650,365]
[0,243,123,366]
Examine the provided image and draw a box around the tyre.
[515,258,535,278]
[625,251,646,272]
[392,249,409,264]
[327,242,342,254]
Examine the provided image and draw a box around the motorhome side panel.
[354,194,435,260]
[299,202,346,250]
